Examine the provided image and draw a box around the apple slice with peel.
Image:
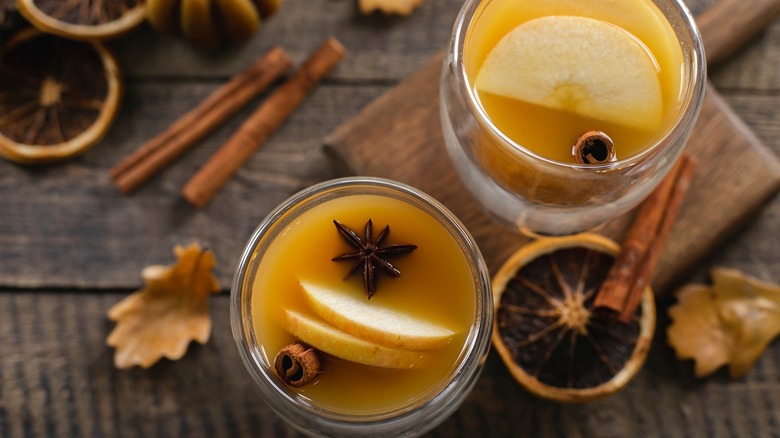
[282,309,424,369]
[475,16,663,131]
[301,281,455,350]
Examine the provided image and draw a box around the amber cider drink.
[253,194,474,413]
[441,0,705,234]
[232,178,492,437]
[467,0,684,163]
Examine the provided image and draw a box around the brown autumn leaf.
[359,0,423,16]
[667,267,780,378]
[106,243,220,369]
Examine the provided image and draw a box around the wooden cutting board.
[323,0,780,295]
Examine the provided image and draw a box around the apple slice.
[282,309,424,369]
[300,281,455,350]
[475,15,663,131]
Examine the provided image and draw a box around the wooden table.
[2,0,778,436]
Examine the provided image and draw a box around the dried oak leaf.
[106,243,220,369]
[667,267,780,378]
[359,0,423,16]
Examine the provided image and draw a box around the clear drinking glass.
[231,177,493,437]
[440,0,706,235]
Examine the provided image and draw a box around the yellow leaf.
[667,267,780,378]
[106,243,221,369]
[359,0,423,16]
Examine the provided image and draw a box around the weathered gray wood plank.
[110,0,462,83]
[0,83,385,289]
[1,0,779,436]
[0,86,775,290]
[322,45,780,296]
[710,21,780,91]
[1,89,779,291]
[0,292,777,437]
[722,94,780,153]
[104,0,780,94]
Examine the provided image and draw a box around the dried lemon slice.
[18,0,146,41]
[492,234,655,403]
[0,30,122,164]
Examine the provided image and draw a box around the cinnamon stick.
[573,131,615,164]
[593,154,697,320]
[181,37,347,208]
[110,46,293,194]
[618,156,697,322]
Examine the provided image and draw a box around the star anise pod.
[332,219,417,299]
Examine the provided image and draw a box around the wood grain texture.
[709,22,780,91]
[0,0,779,435]
[0,83,382,288]
[653,85,780,291]
[103,0,780,94]
[697,0,780,65]
[1,292,778,437]
[0,0,774,292]
[322,3,780,294]
[323,61,780,295]
[109,0,462,83]
[181,38,347,208]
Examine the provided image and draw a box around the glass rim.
[449,0,707,171]
[230,176,493,434]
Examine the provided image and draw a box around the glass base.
[441,103,634,235]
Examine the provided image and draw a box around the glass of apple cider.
[441,0,706,235]
[231,177,492,437]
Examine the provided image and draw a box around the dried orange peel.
[0,29,122,164]
[18,0,146,41]
[668,267,780,379]
[492,234,655,403]
[106,244,221,369]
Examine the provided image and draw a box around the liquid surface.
[251,194,476,414]
[466,0,684,163]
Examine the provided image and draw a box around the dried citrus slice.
[0,29,122,164]
[18,0,146,41]
[492,234,655,403]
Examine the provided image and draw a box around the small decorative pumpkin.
[147,0,282,48]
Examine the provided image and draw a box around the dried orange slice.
[18,0,146,41]
[0,29,122,164]
[492,234,655,403]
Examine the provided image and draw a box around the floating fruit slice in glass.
[491,234,655,403]
[282,309,424,369]
[475,15,663,131]
[0,30,122,164]
[18,0,146,40]
[300,281,455,351]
